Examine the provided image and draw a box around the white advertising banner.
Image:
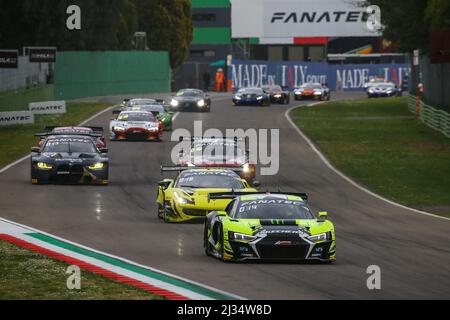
[0,111,34,126]
[29,100,66,114]
[231,0,381,38]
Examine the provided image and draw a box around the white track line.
[286,103,450,222]
[0,217,245,300]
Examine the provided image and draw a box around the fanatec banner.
[231,0,381,38]
[0,111,34,126]
[229,59,410,91]
[29,100,66,115]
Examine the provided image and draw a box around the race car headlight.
[88,162,104,170]
[256,96,263,100]
[197,100,206,107]
[386,90,393,94]
[368,89,375,93]
[307,233,329,243]
[234,95,242,100]
[114,126,126,132]
[229,232,257,242]
[170,99,179,107]
[243,163,254,173]
[174,191,194,205]
[37,162,53,170]
[314,90,322,95]
[274,94,282,98]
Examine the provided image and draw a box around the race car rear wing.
[161,165,244,175]
[207,191,308,202]
[35,126,104,138]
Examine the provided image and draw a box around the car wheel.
[158,204,164,219]
[204,224,212,256]
[218,225,225,261]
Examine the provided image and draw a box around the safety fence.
[408,94,450,138]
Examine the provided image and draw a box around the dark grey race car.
[31,135,109,185]
[169,89,211,112]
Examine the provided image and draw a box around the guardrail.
[408,94,450,138]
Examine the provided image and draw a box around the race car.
[31,135,109,185]
[204,192,336,263]
[363,77,387,89]
[233,87,271,106]
[294,83,330,101]
[177,137,257,185]
[262,85,290,104]
[110,111,163,141]
[35,126,106,149]
[157,168,258,223]
[169,89,211,112]
[367,82,403,98]
[115,104,173,131]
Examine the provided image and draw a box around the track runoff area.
[1,93,450,306]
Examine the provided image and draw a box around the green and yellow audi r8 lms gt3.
[204,192,336,263]
[157,168,257,223]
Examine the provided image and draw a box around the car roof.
[180,169,240,175]
[237,194,305,202]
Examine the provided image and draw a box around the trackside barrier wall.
[54,51,171,100]
[408,94,450,138]
[229,59,410,92]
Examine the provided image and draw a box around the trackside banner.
[229,59,410,91]
[29,101,66,115]
[0,111,34,126]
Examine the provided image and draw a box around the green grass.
[0,102,110,168]
[0,240,163,300]
[291,97,450,213]
[0,85,54,112]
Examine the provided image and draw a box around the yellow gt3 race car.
[157,167,258,223]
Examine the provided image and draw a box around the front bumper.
[224,237,336,262]
[233,98,266,106]
[367,92,395,97]
[112,128,162,141]
[31,163,109,185]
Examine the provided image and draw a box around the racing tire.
[157,204,164,220]
[204,224,212,256]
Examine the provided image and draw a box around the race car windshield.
[191,144,246,160]
[300,84,322,89]
[129,99,157,106]
[177,173,244,189]
[376,83,395,88]
[176,90,202,97]
[43,141,97,154]
[237,88,263,94]
[262,86,282,91]
[232,200,315,220]
[117,113,155,122]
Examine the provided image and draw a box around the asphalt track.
[1,93,450,299]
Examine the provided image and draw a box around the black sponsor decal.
[0,115,31,122]
[0,50,18,69]
[29,48,56,63]
[30,105,64,111]
[270,11,368,24]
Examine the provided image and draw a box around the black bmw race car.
[262,85,290,104]
[169,89,211,112]
[31,135,109,185]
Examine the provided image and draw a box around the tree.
[425,0,450,31]
[133,0,193,68]
[366,0,430,53]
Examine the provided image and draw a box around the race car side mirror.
[158,180,172,189]
[216,211,227,217]
[99,148,108,154]
[318,211,328,222]
[31,147,41,153]
[252,181,261,188]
